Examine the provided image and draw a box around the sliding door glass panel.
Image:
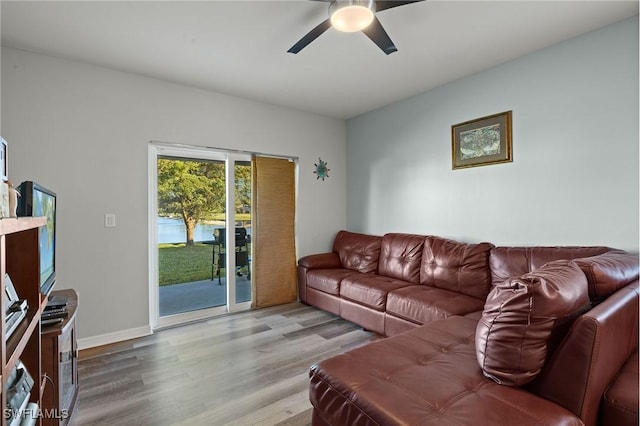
[234,161,252,304]
[157,156,227,317]
[150,144,254,329]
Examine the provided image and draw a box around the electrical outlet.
[105,213,116,228]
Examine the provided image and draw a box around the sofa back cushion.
[490,246,610,286]
[572,251,639,301]
[332,230,382,273]
[420,236,494,300]
[378,233,425,283]
[476,260,590,386]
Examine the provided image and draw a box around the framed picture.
[451,111,512,169]
[0,137,7,181]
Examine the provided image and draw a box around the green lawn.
[158,243,218,286]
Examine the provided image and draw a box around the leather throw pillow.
[476,260,589,386]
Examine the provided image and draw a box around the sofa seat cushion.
[310,316,582,426]
[340,275,412,311]
[386,285,485,324]
[601,351,639,426]
[306,269,361,295]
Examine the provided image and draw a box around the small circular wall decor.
[314,158,330,181]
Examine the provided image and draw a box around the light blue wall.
[346,17,639,252]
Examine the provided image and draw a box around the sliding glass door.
[149,144,252,329]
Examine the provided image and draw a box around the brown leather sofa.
[298,230,639,426]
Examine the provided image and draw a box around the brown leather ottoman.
[600,351,639,426]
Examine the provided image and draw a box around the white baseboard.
[77,325,153,350]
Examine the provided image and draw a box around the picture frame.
[451,111,512,169]
[0,137,7,181]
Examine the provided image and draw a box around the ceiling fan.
[288,0,425,55]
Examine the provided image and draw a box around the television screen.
[17,181,56,295]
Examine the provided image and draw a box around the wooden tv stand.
[41,289,79,426]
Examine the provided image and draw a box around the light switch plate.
[105,213,116,228]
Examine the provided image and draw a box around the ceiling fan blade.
[376,0,425,13]
[361,16,397,55]
[288,19,332,54]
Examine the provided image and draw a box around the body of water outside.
[158,217,251,244]
[158,217,222,244]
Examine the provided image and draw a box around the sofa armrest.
[527,280,639,426]
[298,252,342,269]
[298,252,343,303]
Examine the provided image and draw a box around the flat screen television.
[16,181,56,295]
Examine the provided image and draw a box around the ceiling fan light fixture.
[329,0,375,33]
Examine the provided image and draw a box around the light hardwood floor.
[73,302,377,426]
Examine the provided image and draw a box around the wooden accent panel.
[251,156,297,308]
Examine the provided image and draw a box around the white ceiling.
[1,1,637,119]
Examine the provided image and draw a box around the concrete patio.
[159,277,251,317]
